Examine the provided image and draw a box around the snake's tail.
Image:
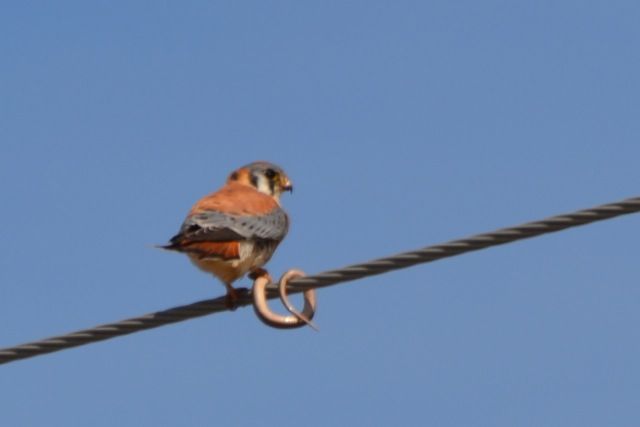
[290,309,319,331]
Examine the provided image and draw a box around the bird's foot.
[224,287,249,310]
[248,268,272,282]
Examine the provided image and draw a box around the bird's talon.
[249,268,271,282]
[224,290,239,310]
[225,287,250,310]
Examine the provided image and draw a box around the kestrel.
[162,161,292,308]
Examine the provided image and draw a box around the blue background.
[1,2,639,426]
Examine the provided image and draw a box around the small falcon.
[162,161,293,307]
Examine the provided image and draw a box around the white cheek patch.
[254,175,273,196]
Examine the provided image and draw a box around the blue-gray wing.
[170,208,289,244]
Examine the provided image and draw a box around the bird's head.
[227,161,293,200]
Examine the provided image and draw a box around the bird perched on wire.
[161,161,293,308]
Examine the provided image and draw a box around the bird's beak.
[281,177,293,193]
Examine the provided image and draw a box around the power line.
[1,196,639,366]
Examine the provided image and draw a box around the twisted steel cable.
[1,196,639,365]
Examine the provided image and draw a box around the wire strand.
[1,196,639,365]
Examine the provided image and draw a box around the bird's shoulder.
[190,181,281,216]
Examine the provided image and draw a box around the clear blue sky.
[1,2,639,426]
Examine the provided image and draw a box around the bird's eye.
[264,169,277,179]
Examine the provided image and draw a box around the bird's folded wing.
[179,208,289,242]
[164,208,289,259]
